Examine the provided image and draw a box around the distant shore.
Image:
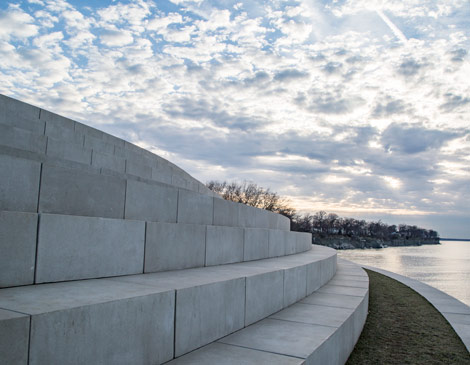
[313,235,440,250]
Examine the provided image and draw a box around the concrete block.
[126,159,152,179]
[172,173,191,190]
[175,278,245,356]
[169,342,303,365]
[271,302,354,328]
[244,228,269,261]
[284,265,308,307]
[84,135,114,154]
[278,214,291,230]
[75,122,105,140]
[151,164,172,185]
[0,211,37,287]
[0,112,45,134]
[36,214,145,283]
[245,270,284,326]
[41,109,78,141]
[295,231,312,253]
[145,222,205,272]
[238,204,258,228]
[39,163,126,219]
[268,229,286,257]
[92,150,126,173]
[254,209,270,229]
[0,93,40,121]
[306,261,323,295]
[213,198,239,227]
[177,189,213,225]
[285,232,297,255]
[0,154,41,212]
[46,138,91,165]
[125,180,178,223]
[0,124,47,154]
[219,318,336,360]
[102,132,125,148]
[29,290,175,365]
[301,292,364,309]
[317,283,368,297]
[0,309,30,365]
[205,226,244,266]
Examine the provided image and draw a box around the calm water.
[338,241,470,306]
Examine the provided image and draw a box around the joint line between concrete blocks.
[38,108,41,120]
[244,277,247,326]
[173,290,177,359]
[33,213,41,284]
[27,315,32,365]
[217,342,306,360]
[123,179,127,220]
[142,222,147,273]
[204,225,207,267]
[175,189,180,223]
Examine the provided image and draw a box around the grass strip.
[346,269,470,365]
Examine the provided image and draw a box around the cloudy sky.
[0,0,469,237]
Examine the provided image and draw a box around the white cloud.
[100,29,134,47]
[0,5,38,40]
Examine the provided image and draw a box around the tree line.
[206,180,439,241]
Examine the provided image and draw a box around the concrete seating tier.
[0,94,211,196]
[0,246,340,365]
[0,133,290,231]
[170,260,368,365]
[0,210,311,288]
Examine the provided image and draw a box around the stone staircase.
[0,94,368,364]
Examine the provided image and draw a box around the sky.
[0,0,469,238]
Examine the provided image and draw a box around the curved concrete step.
[168,260,368,365]
[0,246,337,364]
[0,210,310,288]
[0,148,290,231]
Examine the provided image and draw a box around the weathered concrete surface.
[245,270,284,326]
[46,138,91,164]
[125,180,178,223]
[243,228,269,261]
[213,198,239,227]
[0,211,37,287]
[0,123,47,154]
[0,309,29,365]
[145,222,206,272]
[268,229,287,257]
[29,292,175,365]
[169,342,303,364]
[36,214,145,283]
[39,163,126,219]
[175,278,245,356]
[0,154,41,212]
[283,265,308,307]
[220,318,336,359]
[92,150,126,173]
[205,226,244,266]
[177,189,213,225]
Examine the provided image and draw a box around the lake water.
[337,240,470,307]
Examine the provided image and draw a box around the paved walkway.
[360,262,470,353]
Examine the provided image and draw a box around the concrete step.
[0,246,337,365]
[0,94,213,195]
[0,146,290,231]
[168,260,368,365]
[0,210,311,288]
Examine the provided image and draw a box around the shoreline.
[312,235,440,250]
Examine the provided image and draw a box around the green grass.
[346,269,470,365]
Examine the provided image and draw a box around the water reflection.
[338,241,470,306]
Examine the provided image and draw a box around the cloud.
[372,97,407,117]
[381,123,459,154]
[397,58,424,76]
[273,69,309,82]
[440,93,470,113]
[0,5,38,41]
[99,29,134,47]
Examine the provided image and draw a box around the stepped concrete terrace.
[0,94,369,364]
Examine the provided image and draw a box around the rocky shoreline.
[312,235,440,250]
